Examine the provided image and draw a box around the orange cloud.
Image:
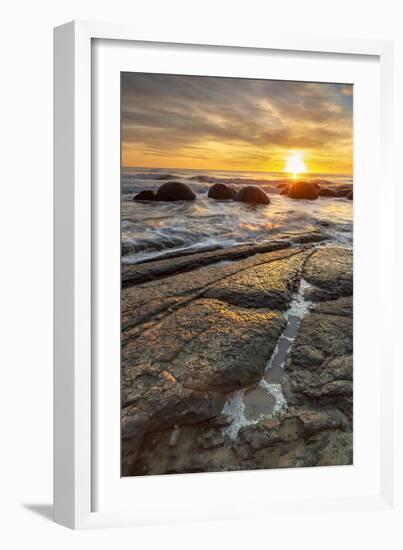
[121,74,353,175]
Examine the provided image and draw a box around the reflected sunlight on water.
[121,167,353,263]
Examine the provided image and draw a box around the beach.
[121,169,353,476]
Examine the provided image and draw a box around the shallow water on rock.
[222,278,313,440]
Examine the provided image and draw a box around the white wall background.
[0,0,402,547]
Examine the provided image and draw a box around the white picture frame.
[54,20,397,530]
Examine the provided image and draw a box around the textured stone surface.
[311,295,353,317]
[121,243,353,475]
[121,243,314,472]
[121,230,326,287]
[236,185,271,204]
[128,408,352,475]
[204,251,304,310]
[208,183,237,200]
[303,246,353,301]
[121,246,313,336]
[155,181,196,201]
[288,181,319,200]
[123,298,286,400]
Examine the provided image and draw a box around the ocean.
[121,167,353,265]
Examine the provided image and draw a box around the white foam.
[222,390,262,440]
[284,278,312,320]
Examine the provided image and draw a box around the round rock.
[156,181,196,201]
[236,185,270,205]
[208,183,237,200]
[133,190,156,201]
[288,181,318,200]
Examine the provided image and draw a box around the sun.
[284,153,307,178]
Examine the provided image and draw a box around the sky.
[121,73,353,174]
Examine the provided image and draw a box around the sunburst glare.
[284,153,307,178]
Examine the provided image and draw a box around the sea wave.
[121,167,353,263]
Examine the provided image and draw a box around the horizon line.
[121,165,353,177]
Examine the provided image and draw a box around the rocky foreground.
[121,232,353,475]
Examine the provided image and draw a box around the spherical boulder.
[133,190,156,201]
[208,183,237,200]
[156,181,196,201]
[288,181,318,200]
[318,187,336,197]
[236,185,270,205]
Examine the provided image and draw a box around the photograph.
[120,72,353,476]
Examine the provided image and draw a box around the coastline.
[121,233,353,476]
[122,168,353,265]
